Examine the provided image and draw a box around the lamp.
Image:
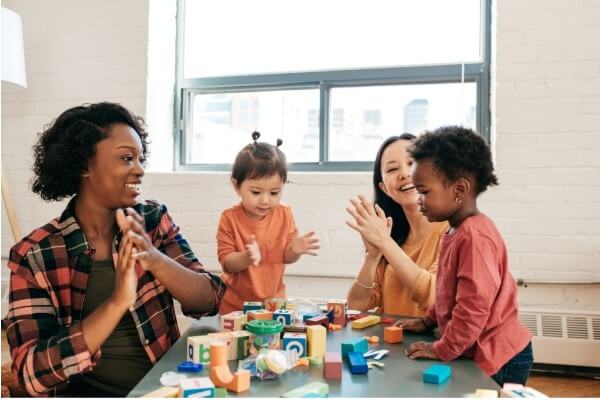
[2,6,27,242]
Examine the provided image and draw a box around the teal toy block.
[302,312,319,321]
[273,309,293,326]
[281,381,329,398]
[423,364,452,384]
[341,337,368,358]
[243,301,263,313]
[347,351,368,374]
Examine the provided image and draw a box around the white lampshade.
[1,6,27,88]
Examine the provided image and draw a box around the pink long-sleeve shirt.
[427,213,531,376]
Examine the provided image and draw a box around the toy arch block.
[209,342,250,393]
[383,326,404,343]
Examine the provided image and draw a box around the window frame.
[174,0,491,172]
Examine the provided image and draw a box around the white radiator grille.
[521,311,600,341]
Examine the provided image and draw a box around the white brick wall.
[2,0,599,316]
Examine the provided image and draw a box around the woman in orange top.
[217,132,320,315]
[347,134,448,317]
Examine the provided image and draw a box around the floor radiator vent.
[520,309,600,368]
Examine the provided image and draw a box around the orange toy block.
[365,335,379,344]
[210,342,251,393]
[247,309,273,321]
[383,326,404,343]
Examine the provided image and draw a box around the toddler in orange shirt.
[216,132,320,315]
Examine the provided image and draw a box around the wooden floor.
[1,331,599,397]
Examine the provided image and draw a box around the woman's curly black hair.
[231,131,287,186]
[408,126,498,194]
[31,102,149,201]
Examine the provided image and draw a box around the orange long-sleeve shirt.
[216,203,297,315]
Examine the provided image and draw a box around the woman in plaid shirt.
[6,102,225,396]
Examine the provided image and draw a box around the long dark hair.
[373,133,416,246]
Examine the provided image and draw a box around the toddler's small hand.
[246,234,261,267]
[291,231,320,256]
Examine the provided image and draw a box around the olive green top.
[70,258,152,397]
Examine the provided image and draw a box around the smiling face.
[81,123,145,209]
[234,174,284,220]
[378,139,419,208]
[411,159,458,222]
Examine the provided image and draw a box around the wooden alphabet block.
[383,326,404,343]
[273,309,293,326]
[306,325,326,359]
[247,309,273,321]
[282,332,307,357]
[187,335,216,364]
[221,311,247,332]
[423,364,452,384]
[351,314,381,329]
[179,377,215,398]
[243,301,263,313]
[264,297,286,311]
[327,299,347,326]
[347,351,368,374]
[229,330,253,360]
[324,352,342,380]
[341,337,368,358]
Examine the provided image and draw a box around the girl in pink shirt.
[397,126,533,387]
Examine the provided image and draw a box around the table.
[129,316,500,397]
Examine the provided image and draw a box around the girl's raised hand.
[290,231,320,257]
[346,195,392,249]
[405,341,440,360]
[116,207,163,272]
[245,234,261,267]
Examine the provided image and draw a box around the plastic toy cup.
[246,320,283,353]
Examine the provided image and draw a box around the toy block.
[179,377,215,398]
[273,309,293,326]
[474,388,499,398]
[233,330,254,360]
[209,342,251,393]
[243,301,263,313]
[282,332,307,357]
[351,314,381,329]
[347,351,368,374]
[367,361,385,369]
[215,387,228,397]
[381,317,395,324]
[328,323,342,331]
[324,308,335,323]
[285,324,307,333]
[221,311,247,331]
[341,337,368,358]
[281,381,329,398]
[306,315,329,327]
[187,335,219,364]
[384,326,404,343]
[327,299,348,326]
[207,332,238,360]
[264,297,286,311]
[423,364,452,384]
[302,312,319,321]
[324,352,342,380]
[247,309,273,321]
[307,325,327,359]
[141,386,179,397]
[348,313,368,321]
[177,361,203,372]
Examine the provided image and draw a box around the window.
[176,0,491,171]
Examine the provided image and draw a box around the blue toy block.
[243,301,263,313]
[177,361,203,372]
[341,337,368,358]
[273,310,293,326]
[324,308,334,323]
[282,332,307,357]
[347,352,368,374]
[423,364,452,384]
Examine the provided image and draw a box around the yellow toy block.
[351,315,381,329]
[142,386,179,397]
[474,389,498,398]
[306,325,327,359]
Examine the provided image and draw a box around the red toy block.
[324,352,342,380]
[305,315,329,327]
[380,317,395,325]
[383,326,404,344]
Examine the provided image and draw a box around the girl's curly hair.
[31,102,149,201]
[408,126,498,194]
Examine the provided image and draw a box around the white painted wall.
[2,0,599,319]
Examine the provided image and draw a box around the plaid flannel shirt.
[6,198,225,396]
